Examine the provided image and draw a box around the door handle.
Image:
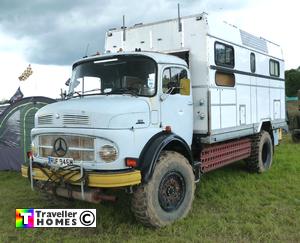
[187,101,193,105]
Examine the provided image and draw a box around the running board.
[200,138,251,173]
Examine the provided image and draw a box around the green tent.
[0,96,56,170]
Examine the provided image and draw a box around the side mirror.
[65,78,71,86]
[180,78,190,96]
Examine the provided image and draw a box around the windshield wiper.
[83,88,101,94]
[67,89,103,99]
[67,91,82,98]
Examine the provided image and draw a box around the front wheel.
[131,151,195,227]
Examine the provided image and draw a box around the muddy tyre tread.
[245,131,273,173]
[131,151,195,228]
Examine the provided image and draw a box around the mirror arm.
[160,87,176,101]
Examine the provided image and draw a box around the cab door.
[160,66,193,145]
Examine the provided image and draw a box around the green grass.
[1,135,300,243]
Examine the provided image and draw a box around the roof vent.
[240,30,268,53]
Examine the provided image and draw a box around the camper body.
[105,13,286,143]
[22,13,286,227]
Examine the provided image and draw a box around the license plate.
[48,156,74,166]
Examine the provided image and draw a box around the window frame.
[215,70,235,87]
[269,59,280,77]
[162,66,189,95]
[214,41,235,68]
[250,52,256,73]
[70,55,158,98]
[162,68,171,94]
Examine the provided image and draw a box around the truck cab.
[31,52,193,172]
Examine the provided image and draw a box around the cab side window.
[162,69,171,93]
[162,67,187,95]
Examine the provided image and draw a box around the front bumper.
[21,165,141,188]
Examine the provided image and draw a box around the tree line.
[286,67,300,97]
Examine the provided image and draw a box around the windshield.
[68,55,157,97]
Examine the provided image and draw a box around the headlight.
[99,145,118,162]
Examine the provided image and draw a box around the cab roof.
[72,51,187,68]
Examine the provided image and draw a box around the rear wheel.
[246,131,273,173]
[291,130,300,143]
[131,151,195,227]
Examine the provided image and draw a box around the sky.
[0,0,299,100]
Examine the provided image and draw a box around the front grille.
[63,115,90,126]
[38,135,95,162]
[38,114,53,125]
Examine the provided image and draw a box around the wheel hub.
[158,171,186,212]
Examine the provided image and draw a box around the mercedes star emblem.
[53,138,68,157]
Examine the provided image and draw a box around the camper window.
[269,59,280,77]
[250,53,256,73]
[215,71,235,87]
[215,42,234,68]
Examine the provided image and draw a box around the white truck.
[22,13,286,227]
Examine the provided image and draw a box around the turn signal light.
[125,158,138,168]
[164,126,172,133]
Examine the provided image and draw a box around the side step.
[200,138,251,173]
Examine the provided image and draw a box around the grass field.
[0,135,299,243]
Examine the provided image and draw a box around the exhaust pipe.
[46,187,117,204]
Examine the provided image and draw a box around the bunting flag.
[18,64,33,81]
[9,87,24,104]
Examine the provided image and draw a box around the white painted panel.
[250,76,257,86]
[273,100,281,119]
[280,89,286,119]
[125,27,153,51]
[151,110,159,124]
[105,31,123,52]
[221,106,236,128]
[211,106,221,130]
[257,78,270,87]
[270,88,281,101]
[193,87,208,132]
[271,80,285,88]
[210,88,220,105]
[236,85,251,124]
[235,73,250,85]
[239,105,246,125]
[234,45,249,72]
[257,87,270,119]
[184,18,208,88]
[250,86,257,123]
[221,89,236,104]
[151,21,181,51]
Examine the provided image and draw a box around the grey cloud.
[0,0,249,65]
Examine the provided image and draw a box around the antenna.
[177,3,182,32]
[84,43,90,57]
[122,15,126,41]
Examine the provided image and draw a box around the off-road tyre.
[131,151,195,228]
[245,131,273,173]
